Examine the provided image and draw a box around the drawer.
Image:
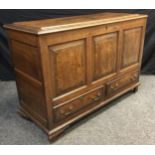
[107,71,139,95]
[53,87,105,122]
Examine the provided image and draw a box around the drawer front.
[53,87,105,122]
[107,71,139,95]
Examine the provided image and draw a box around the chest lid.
[4,12,147,35]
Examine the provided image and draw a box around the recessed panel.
[49,40,86,96]
[16,72,46,120]
[93,32,118,80]
[11,40,42,81]
[122,27,142,68]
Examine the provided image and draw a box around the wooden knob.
[69,105,73,110]
[134,74,137,78]
[91,96,95,100]
[80,96,84,100]
[111,86,114,89]
[131,77,135,81]
[97,92,101,97]
[115,83,119,87]
[93,97,99,101]
[60,109,65,114]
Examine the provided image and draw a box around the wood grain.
[4,12,147,142]
[49,40,86,96]
[4,13,147,34]
[122,27,142,68]
[93,32,118,80]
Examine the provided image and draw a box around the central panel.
[49,40,86,97]
[93,32,118,80]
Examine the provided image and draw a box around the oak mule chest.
[4,13,147,142]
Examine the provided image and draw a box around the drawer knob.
[115,83,119,87]
[111,86,114,89]
[80,96,84,100]
[92,96,101,101]
[131,76,136,81]
[97,92,101,97]
[69,105,73,110]
[60,109,65,114]
[134,74,137,78]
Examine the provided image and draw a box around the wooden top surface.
[4,12,147,35]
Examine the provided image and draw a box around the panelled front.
[47,20,145,103]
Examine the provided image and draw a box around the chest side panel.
[11,40,42,81]
[6,31,48,128]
